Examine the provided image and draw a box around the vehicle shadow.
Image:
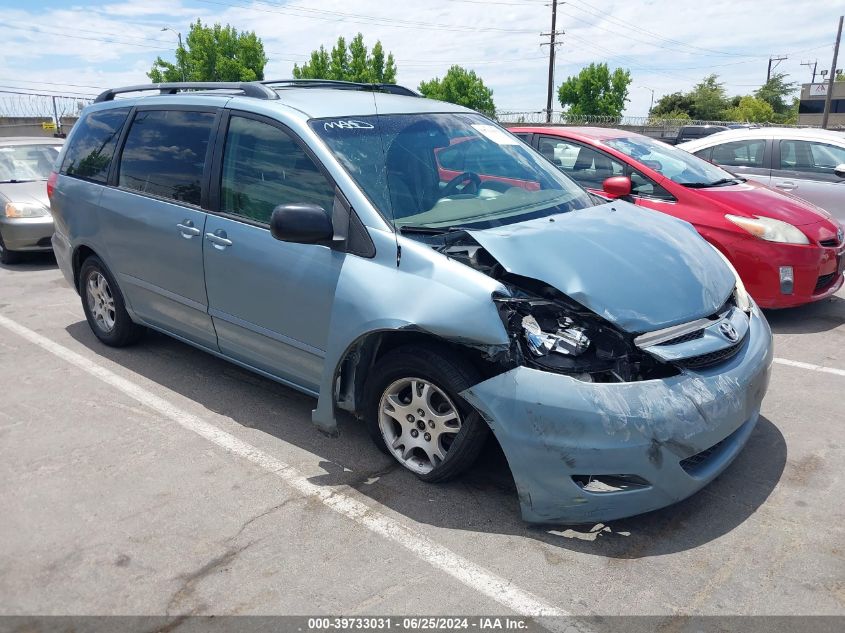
[66,322,787,560]
[0,251,57,272]
[764,293,845,335]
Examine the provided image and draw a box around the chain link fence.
[0,91,93,137]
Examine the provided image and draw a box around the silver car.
[0,137,63,264]
[679,128,845,220]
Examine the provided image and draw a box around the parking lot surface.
[1,254,844,620]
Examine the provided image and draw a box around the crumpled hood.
[0,180,50,208]
[468,202,736,333]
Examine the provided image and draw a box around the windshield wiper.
[0,179,38,184]
[681,177,744,188]
[397,224,474,235]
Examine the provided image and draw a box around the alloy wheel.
[86,271,116,333]
[378,377,463,474]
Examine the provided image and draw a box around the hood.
[468,202,736,333]
[0,180,50,209]
[688,179,832,226]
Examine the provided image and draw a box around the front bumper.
[0,215,54,252]
[461,307,773,525]
[728,235,844,308]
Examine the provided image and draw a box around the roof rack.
[261,79,420,97]
[94,82,279,103]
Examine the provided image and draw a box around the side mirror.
[270,203,333,245]
[834,164,845,178]
[602,176,632,199]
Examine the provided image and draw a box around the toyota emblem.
[838,227,844,244]
[719,321,739,342]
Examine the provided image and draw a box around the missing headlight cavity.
[494,275,678,383]
[424,230,677,383]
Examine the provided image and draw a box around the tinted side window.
[541,139,623,189]
[693,147,712,161]
[710,140,766,168]
[118,110,215,206]
[61,107,130,183]
[779,140,845,174]
[221,116,335,224]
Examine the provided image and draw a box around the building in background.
[799,82,845,127]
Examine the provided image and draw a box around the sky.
[0,0,842,118]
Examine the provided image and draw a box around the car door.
[202,111,343,393]
[771,139,845,216]
[100,106,218,349]
[536,135,675,206]
[691,138,772,186]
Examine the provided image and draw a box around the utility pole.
[51,95,61,136]
[767,55,787,82]
[822,15,843,130]
[162,27,186,82]
[541,0,564,123]
[800,59,818,83]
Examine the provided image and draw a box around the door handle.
[205,231,233,250]
[775,181,796,190]
[176,220,201,238]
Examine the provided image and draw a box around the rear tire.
[364,344,489,483]
[79,256,144,347]
[0,232,21,265]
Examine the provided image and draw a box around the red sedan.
[508,126,844,309]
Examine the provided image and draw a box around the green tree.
[724,96,775,122]
[556,63,631,117]
[148,20,267,82]
[754,73,796,115]
[418,65,496,116]
[689,74,728,120]
[650,91,695,118]
[293,33,397,83]
[836,70,845,81]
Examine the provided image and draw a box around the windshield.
[604,136,739,187]
[311,113,592,230]
[0,143,61,182]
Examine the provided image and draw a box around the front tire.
[364,345,489,483]
[80,256,144,347]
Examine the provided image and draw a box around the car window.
[0,144,61,182]
[118,110,215,206]
[709,139,766,168]
[692,147,712,161]
[221,115,335,224]
[61,107,130,183]
[538,136,673,200]
[779,140,845,174]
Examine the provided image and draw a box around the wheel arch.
[333,327,513,420]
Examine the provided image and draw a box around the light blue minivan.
[50,81,773,524]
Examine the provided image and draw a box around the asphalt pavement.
[1,252,843,623]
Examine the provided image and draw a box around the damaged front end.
[428,218,773,524]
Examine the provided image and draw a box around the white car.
[679,127,845,220]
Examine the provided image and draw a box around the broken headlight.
[521,314,591,357]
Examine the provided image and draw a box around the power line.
[193,0,538,34]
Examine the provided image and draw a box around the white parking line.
[0,314,578,628]
[774,357,845,377]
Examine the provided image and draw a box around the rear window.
[61,107,130,183]
[117,110,216,206]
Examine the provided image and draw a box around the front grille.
[680,438,728,474]
[657,330,704,346]
[819,238,840,247]
[674,338,744,370]
[814,272,836,293]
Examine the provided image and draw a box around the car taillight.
[47,171,58,200]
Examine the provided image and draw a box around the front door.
[203,112,343,393]
[771,139,845,218]
[101,107,218,349]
